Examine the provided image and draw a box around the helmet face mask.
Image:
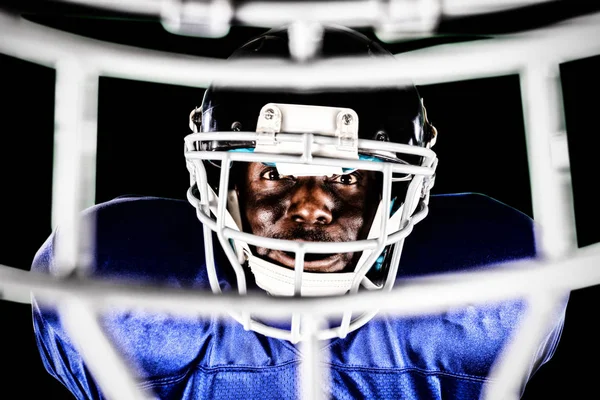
[184,25,438,342]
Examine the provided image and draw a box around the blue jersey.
[31,193,567,399]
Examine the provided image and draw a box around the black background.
[1,1,599,398]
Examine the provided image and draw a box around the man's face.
[237,162,381,273]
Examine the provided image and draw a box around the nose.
[288,178,333,225]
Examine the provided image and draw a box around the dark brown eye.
[332,174,358,185]
[261,168,291,181]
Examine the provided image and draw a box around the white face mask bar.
[184,103,437,341]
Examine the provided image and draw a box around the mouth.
[268,250,345,272]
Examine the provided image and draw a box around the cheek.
[331,194,365,239]
[334,182,380,239]
[339,211,365,240]
[245,196,286,235]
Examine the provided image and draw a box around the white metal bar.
[482,292,567,400]
[482,58,578,400]
[58,0,165,16]
[236,0,381,26]
[52,60,98,275]
[59,299,156,400]
[51,59,147,399]
[4,243,599,316]
[186,150,436,175]
[56,0,555,24]
[520,62,578,258]
[393,21,600,85]
[300,315,328,400]
[287,20,324,62]
[1,11,599,89]
[443,0,553,16]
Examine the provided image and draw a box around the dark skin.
[236,162,381,273]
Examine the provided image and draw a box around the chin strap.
[247,254,356,296]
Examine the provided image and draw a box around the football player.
[31,25,567,399]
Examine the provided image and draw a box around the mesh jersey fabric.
[30,193,568,399]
